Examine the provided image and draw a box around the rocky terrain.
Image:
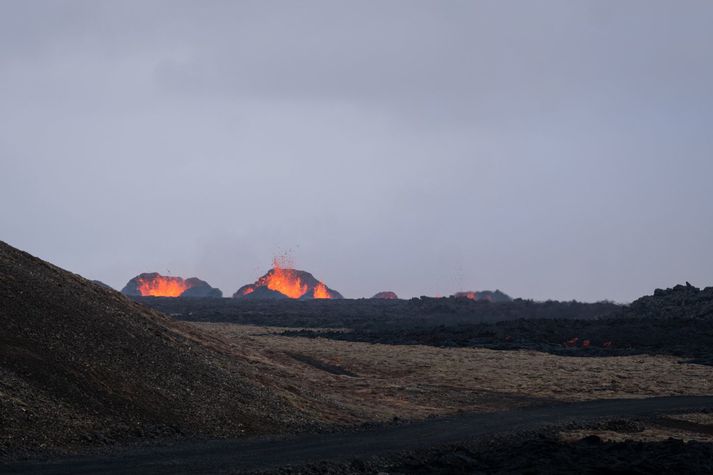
[162,284,711,365]
[141,295,619,327]
[3,240,713,473]
[139,291,713,361]
[0,241,308,460]
[334,285,713,364]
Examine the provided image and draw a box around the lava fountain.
[233,259,342,300]
[121,273,222,298]
[137,275,190,297]
[452,290,512,302]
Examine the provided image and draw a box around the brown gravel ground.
[193,323,713,424]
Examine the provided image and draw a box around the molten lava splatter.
[263,259,309,298]
[564,337,579,348]
[234,257,340,300]
[454,291,495,302]
[313,282,330,299]
[136,275,190,297]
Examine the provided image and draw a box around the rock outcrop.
[623,283,713,319]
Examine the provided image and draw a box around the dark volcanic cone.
[233,265,342,300]
[372,291,398,300]
[235,285,289,300]
[121,272,222,298]
[453,290,512,302]
[0,241,304,459]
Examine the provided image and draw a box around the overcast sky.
[2,1,712,301]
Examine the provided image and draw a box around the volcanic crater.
[233,260,342,300]
[121,272,222,298]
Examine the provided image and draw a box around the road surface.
[4,396,713,474]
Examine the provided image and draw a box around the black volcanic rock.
[121,272,222,298]
[372,291,398,300]
[623,283,713,319]
[452,290,512,302]
[233,267,343,300]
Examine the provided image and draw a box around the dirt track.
[5,396,713,475]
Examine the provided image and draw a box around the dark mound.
[237,285,290,300]
[623,282,713,319]
[0,241,302,459]
[121,272,222,298]
[233,267,343,300]
[371,291,398,299]
[452,289,512,302]
[179,277,223,297]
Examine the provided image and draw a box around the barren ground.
[193,323,713,424]
[7,397,713,474]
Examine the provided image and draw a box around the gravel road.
[5,395,713,475]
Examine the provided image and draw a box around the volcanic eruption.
[121,273,222,298]
[452,290,512,302]
[233,259,342,300]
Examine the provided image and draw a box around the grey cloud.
[1,0,712,302]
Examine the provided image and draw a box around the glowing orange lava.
[263,259,308,299]
[234,257,339,300]
[137,276,190,297]
[313,282,330,299]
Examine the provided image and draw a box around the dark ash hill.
[0,241,304,460]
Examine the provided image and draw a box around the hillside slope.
[0,241,304,459]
